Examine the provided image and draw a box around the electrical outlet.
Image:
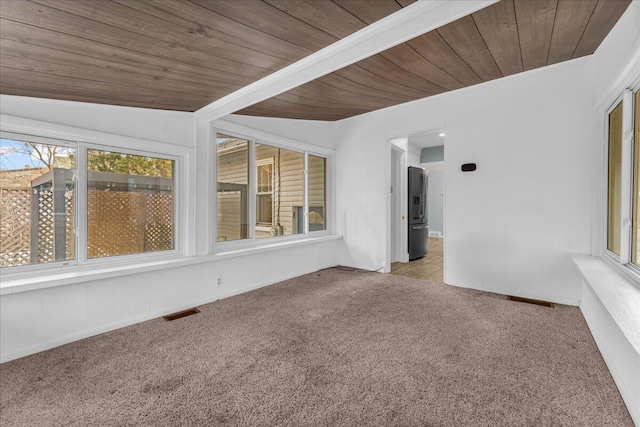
[216,277,222,287]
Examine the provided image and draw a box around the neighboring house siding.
[217,145,325,241]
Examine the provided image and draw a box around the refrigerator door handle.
[419,173,425,221]
[411,225,428,230]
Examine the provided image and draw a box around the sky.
[0,138,72,171]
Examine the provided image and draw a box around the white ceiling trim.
[195,0,499,122]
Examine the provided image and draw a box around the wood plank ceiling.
[0,0,413,112]
[0,0,632,121]
[237,0,632,120]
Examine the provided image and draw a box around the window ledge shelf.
[0,234,342,296]
[570,253,640,355]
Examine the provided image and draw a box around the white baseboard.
[429,231,443,238]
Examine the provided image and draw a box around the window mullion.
[304,152,309,235]
[621,90,634,264]
[76,143,88,264]
[249,140,257,241]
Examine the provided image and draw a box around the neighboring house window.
[256,157,273,227]
[215,132,328,245]
[606,88,640,272]
[0,132,179,271]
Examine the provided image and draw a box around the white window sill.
[0,234,342,296]
[570,253,640,355]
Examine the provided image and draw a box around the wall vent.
[507,296,554,308]
[163,308,200,321]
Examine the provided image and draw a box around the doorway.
[389,129,445,283]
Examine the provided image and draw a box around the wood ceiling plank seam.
[331,0,403,25]
[29,0,287,73]
[340,65,433,98]
[471,0,523,77]
[513,0,558,71]
[356,55,448,95]
[115,0,311,62]
[315,73,423,102]
[0,67,212,105]
[236,103,365,121]
[434,26,490,83]
[0,53,218,99]
[569,0,608,60]
[0,22,256,89]
[3,1,271,79]
[255,94,372,113]
[544,1,560,66]
[395,0,414,7]
[281,83,410,109]
[513,0,525,73]
[189,0,337,52]
[406,32,483,86]
[0,87,194,111]
[375,46,462,91]
[547,0,597,64]
[469,16,504,78]
[263,0,368,40]
[402,42,466,87]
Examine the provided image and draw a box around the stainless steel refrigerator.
[408,166,428,260]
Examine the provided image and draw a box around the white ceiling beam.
[195,0,499,121]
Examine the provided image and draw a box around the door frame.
[387,138,409,271]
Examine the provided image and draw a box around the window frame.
[0,130,184,275]
[212,124,333,252]
[80,142,181,266]
[603,85,640,285]
[255,156,274,228]
[604,94,627,263]
[0,131,79,273]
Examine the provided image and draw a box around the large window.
[0,132,177,270]
[255,143,304,239]
[216,134,249,242]
[87,149,174,258]
[215,132,328,244]
[606,88,640,272]
[0,136,76,267]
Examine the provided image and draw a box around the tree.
[87,150,172,177]
[0,140,73,171]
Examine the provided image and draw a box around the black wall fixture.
[461,163,477,172]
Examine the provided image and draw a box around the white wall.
[0,96,339,362]
[0,95,194,147]
[335,56,593,305]
[424,166,444,237]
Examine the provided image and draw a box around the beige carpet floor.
[0,269,633,426]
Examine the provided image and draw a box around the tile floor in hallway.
[391,237,444,282]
